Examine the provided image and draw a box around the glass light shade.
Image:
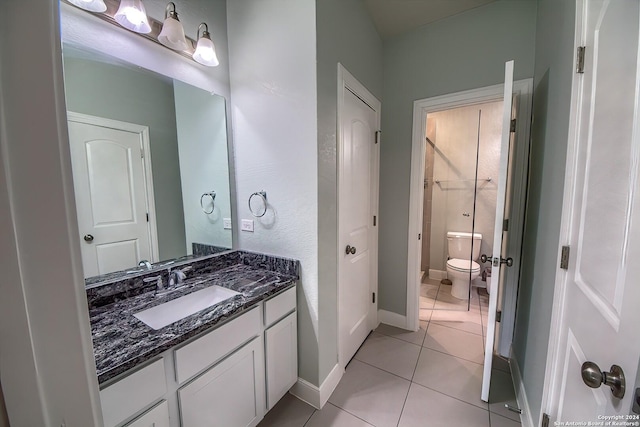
[114,0,152,34]
[67,0,107,12]
[193,36,219,67]
[158,15,188,51]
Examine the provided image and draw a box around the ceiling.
[363,0,498,39]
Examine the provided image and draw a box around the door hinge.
[576,46,586,73]
[140,148,144,158]
[372,292,376,303]
[510,118,517,133]
[373,215,377,226]
[146,212,149,222]
[496,310,502,322]
[503,219,509,232]
[418,233,421,240]
[542,413,550,427]
[560,245,570,270]
[375,130,381,144]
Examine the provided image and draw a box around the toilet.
[446,231,482,300]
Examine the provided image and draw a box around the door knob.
[345,245,356,255]
[500,257,514,267]
[480,254,491,263]
[83,234,94,242]
[581,361,625,398]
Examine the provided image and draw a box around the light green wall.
[512,0,575,422]
[316,0,383,384]
[62,57,186,262]
[378,0,537,315]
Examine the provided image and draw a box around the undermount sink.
[134,285,241,330]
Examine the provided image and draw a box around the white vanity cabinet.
[99,286,297,427]
[263,287,298,409]
[178,337,265,427]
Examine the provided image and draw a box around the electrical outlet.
[241,219,254,232]
[223,218,232,229]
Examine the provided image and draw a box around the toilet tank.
[447,231,483,260]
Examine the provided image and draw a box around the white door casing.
[481,60,515,402]
[67,112,158,277]
[337,64,380,369]
[542,0,640,421]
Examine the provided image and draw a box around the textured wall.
[227,0,320,384]
[379,0,537,315]
[512,0,575,422]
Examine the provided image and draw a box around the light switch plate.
[241,219,254,232]
[223,218,232,229]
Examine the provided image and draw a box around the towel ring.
[200,191,216,214]
[248,191,267,218]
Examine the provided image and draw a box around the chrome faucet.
[168,266,192,287]
[138,260,152,270]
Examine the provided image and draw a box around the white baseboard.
[510,347,534,427]
[428,269,447,280]
[378,309,407,330]
[290,363,343,409]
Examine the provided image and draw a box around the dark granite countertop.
[89,251,299,385]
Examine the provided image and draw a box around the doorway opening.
[408,80,532,355]
[420,100,504,315]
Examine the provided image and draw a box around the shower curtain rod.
[428,177,492,184]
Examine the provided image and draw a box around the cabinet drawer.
[124,400,170,427]
[100,358,166,427]
[175,307,260,384]
[264,287,296,327]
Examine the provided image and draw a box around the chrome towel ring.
[248,191,267,217]
[200,191,216,214]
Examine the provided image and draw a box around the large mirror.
[61,44,233,280]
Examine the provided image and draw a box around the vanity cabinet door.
[178,337,265,427]
[124,401,170,427]
[265,311,298,410]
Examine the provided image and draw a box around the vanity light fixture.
[192,23,219,67]
[157,2,188,51]
[67,0,107,13]
[114,0,152,34]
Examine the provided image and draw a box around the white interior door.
[68,113,156,277]
[544,0,640,420]
[481,60,514,402]
[338,66,380,367]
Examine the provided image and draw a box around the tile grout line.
[325,402,377,427]
[301,408,317,427]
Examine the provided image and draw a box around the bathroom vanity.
[87,250,299,427]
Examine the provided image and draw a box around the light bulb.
[193,23,219,67]
[114,0,152,34]
[158,3,188,51]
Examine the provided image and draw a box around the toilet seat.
[446,258,480,273]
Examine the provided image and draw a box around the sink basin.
[134,285,241,330]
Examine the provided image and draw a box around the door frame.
[538,0,584,423]
[406,80,533,355]
[337,63,381,370]
[67,111,160,264]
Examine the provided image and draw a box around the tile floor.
[258,279,522,427]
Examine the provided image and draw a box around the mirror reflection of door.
[68,113,157,277]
